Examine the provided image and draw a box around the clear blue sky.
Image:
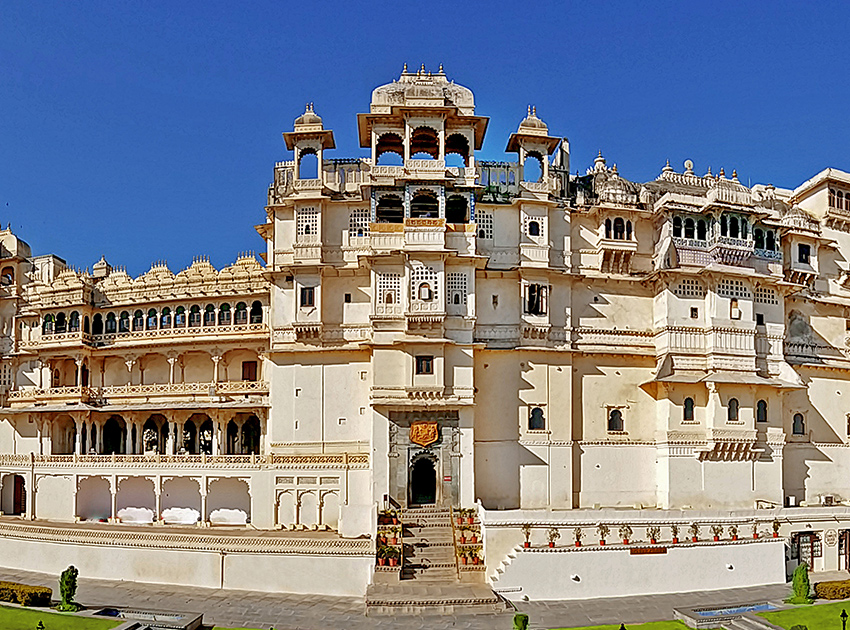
[2,1,848,276]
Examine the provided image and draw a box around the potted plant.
[752,522,759,539]
[710,524,723,542]
[648,526,660,545]
[521,523,532,549]
[671,523,680,544]
[772,519,781,538]
[386,546,400,567]
[391,509,399,525]
[471,546,482,565]
[619,524,633,545]
[390,526,400,546]
[466,509,475,525]
[547,527,560,548]
[689,522,700,543]
[574,527,583,547]
[729,524,739,541]
[597,523,610,546]
[459,525,467,544]
[469,530,478,544]
[457,510,464,526]
[459,549,468,565]
[380,508,393,525]
[377,546,387,566]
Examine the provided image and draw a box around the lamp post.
[840,608,847,630]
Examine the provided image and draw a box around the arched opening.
[411,126,438,159]
[608,409,624,432]
[728,398,739,422]
[729,217,740,239]
[92,314,103,335]
[376,194,403,224]
[250,301,263,324]
[160,307,171,328]
[118,311,130,332]
[174,306,186,327]
[199,418,214,454]
[523,153,543,182]
[203,304,216,327]
[409,457,436,505]
[52,415,76,454]
[757,399,768,423]
[105,312,116,333]
[376,134,404,165]
[684,218,695,240]
[298,149,319,179]
[182,418,198,454]
[69,311,80,332]
[208,478,251,525]
[417,283,432,301]
[83,316,90,334]
[672,217,682,237]
[613,218,625,240]
[76,477,110,521]
[102,416,126,454]
[116,477,156,523]
[410,192,438,219]
[793,413,805,435]
[754,228,765,250]
[146,309,158,330]
[142,415,167,454]
[218,303,231,325]
[55,312,66,334]
[132,310,144,331]
[226,420,239,454]
[1,474,26,515]
[445,133,469,167]
[626,220,632,240]
[445,195,469,223]
[42,314,54,335]
[0,267,14,286]
[241,415,261,454]
[161,477,201,524]
[529,407,545,430]
[766,230,776,251]
[528,220,541,237]
[606,218,613,239]
[721,215,728,236]
[684,397,695,422]
[235,302,248,325]
[697,219,707,240]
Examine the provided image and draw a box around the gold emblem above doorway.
[409,421,439,447]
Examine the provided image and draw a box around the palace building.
[1,67,850,601]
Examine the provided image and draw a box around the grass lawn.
[0,603,119,629]
[759,600,850,629]
[553,620,690,630]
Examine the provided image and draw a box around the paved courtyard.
[0,566,807,629]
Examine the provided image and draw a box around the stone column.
[74,357,84,387]
[200,480,208,525]
[74,417,82,455]
[211,418,219,455]
[211,354,222,384]
[124,424,132,455]
[125,359,136,386]
[154,478,162,523]
[165,421,175,455]
[96,420,104,454]
[109,477,117,523]
[167,356,178,385]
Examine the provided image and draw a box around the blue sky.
[2,1,849,275]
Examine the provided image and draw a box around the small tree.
[513,613,530,630]
[785,562,813,604]
[58,565,81,611]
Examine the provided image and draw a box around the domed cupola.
[293,102,324,129]
[506,106,561,186]
[283,103,335,181]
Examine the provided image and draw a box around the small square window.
[415,356,434,375]
[344,293,352,303]
[756,313,765,326]
[690,307,699,319]
[300,287,315,307]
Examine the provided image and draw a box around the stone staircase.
[365,506,510,615]
[723,616,781,630]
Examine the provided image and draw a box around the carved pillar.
[165,421,175,455]
[200,477,208,525]
[124,423,133,455]
[74,357,84,387]
[96,420,104,454]
[73,417,82,455]
[167,356,179,385]
[154,477,162,523]
[125,359,136,386]
[34,415,43,455]
[109,477,117,523]
[211,354,222,384]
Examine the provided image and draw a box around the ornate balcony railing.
[0,452,369,469]
[8,381,269,406]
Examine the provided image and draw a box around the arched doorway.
[409,457,437,505]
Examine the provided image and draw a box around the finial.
[420,63,425,74]
[719,167,726,178]
[527,105,531,116]
[532,106,537,116]
[662,159,674,174]
[598,150,603,158]
[438,63,443,73]
[403,62,408,73]
[612,163,618,174]
[705,166,712,176]
[732,169,739,181]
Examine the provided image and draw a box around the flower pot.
[467,517,474,525]
[600,540,606,546]
[460,536,466,544]
[753,533,759,539]
[461,556,468,565]
[457,517,464,525]
[470,535,478,544]
[378,558,386,566]
[389,558,397,567]
[732,535,738,541]
[523,541,530,548]
[390,537,398,545]
[773,532,779,538]
[650,539,657,545]
[672,537,678,544]
[472,557,480,565]
[713,535,719,541]
[548,541,555,548]
[692,537,698,542]
[392,517,399,525]
[575,541,581,547]
[623,539,629,545]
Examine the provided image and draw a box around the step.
[365,582,509,616]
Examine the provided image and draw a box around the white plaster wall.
[35,475,74,521]
[579,445,656,508]
[492,540,785,601]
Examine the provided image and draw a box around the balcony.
[19,330,93,351]
[293,178,324,193]
[8,381,269,408]
[404,159,446,178]
[370,385,472,406]
[404,218,445,250]
[446,223,476,254]
[369,223,404,252]
[597,238,638,273]
[90,323,267,348]
[0,452,368,470]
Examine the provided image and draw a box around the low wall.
[491,539,786,601]
[0,521,373,596]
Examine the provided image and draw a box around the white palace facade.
[2,68,850,599]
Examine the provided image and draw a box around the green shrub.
[58,565,81,611]
[513,613,529,630]
[814,579,850,599]
[786,563,813,604]
[0,580,52,606]
[789,625,808,630]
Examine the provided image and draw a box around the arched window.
[830,189,837,207]
[528,220,541,237]
[410,192,438,219]
[684,218,695,240]
[132,310,144,331]
[188,305,201,327]
[55,312,67,333]
[529,407,545,430]
[757,399,768,423]
[445,133,470,167]
[613,218,625,240]
[160,307,171,328]
[146,309,158,330]
[203,305,216,327]
[376,194,403,223]
[68,311,80,332]
[522,153,543,182]
[250,301,263,324]
[672,216,682,238]
[218,303,231,325]
[766,231,776,252]
[42,314,54,335]
[727,398,739,422]
[0,267,14,286]
[92,314,103,335]
[411,126,439,159]
[385,292,394,304]
[606,218,613,238]
[608,409,624,432]
[297,149,318,179]
[793,413,805,435]
[721,215,728,236]
[697,219,707,241]
[174,306,186,327]
[106,312,116,333]
[446,195,469,224]
[375,133,403,165]
[83,316,90,334]
[235,302,248,325]
[729,217,740,239]
[754,228,765,250]
[418,283,432,301]
[684,397,695,422]
[118,311,130,333]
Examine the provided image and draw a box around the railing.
[0,452,369,469]
[8,386,96,403]
[405,159,445,172]
[9,381,269,404]
[753,248,782,260]
[293,179,323,191]
[89,323,267,345]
